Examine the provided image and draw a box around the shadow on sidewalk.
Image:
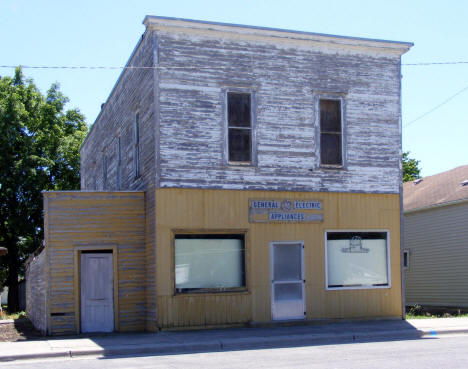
[83,319,433,360]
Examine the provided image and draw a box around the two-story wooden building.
[26,16,412,335]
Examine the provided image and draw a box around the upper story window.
[102,152,108,190]
[227,92,252,164]
[134,112,140,178]
[116,136,121,190]
[320,99,343,167]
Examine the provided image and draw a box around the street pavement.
[1,318,468,362]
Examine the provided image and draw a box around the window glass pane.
[175,237,245,292]
[327,232,388,288]
[273,244,302,281]
[320,100,341,132]
[274,283,302,301]
[229,128,251,162]
[403,251,409,268]
[321,133,342,165]
[228,93,251,127]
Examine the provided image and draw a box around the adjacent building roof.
[403,165,468,212]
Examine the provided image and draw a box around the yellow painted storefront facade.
[155,188,402,329]
[39,188,401,334]
[43,192,146,335]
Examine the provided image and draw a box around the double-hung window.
[319,99,343,167]
[227,92,252,164]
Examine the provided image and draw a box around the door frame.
[270,241,306,321]
[73,245,119,334]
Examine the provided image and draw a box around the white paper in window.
[327,238,388,287]
[175,238,244,289]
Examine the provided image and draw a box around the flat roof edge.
[143,15,413,51]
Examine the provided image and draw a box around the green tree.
[0,67,88,312]
[402,151,422,182]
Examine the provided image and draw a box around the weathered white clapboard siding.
[80,31,156,193]
[404,201,468,308]
[153,27,404,193]
[80,17,409,196]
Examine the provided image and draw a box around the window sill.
[174,289,249,297]
[228,161,254,166]
[320,164,345,170]
[326,284,390,291]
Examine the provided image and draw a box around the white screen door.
[271,242,305,320]
[81,253,114,333]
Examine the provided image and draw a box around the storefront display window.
[326,231,390,289]
[175,234,246,293]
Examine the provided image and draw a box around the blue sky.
[1,0,467,177]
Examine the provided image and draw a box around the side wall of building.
[155,28,402,193]
[80,31,156,193]
[43,192,146,335]
[26,249,47,335]
[79,31,159,331]
[404,201,468,308]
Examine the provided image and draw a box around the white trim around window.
[324,230,391,291]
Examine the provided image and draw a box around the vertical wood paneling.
[145,186,158,331]
[156,188,401,329]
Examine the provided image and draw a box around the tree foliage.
[403,151,422,182]
[0,68,88,311]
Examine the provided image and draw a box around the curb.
[2,327,468,362]
[1,351,71,362]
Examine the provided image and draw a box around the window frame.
[172,230,249,295]
[116,136,121,190]
[102,151,108,190]
[223,88,257,167]
[324,230,391,291]
[314,93,347,169]
[133,111,140,179]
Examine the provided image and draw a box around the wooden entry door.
[80,253,114,333]
[270,242,305,320]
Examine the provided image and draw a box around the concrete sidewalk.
[1,318,468,362]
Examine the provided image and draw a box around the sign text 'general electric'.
[249,199,323,223]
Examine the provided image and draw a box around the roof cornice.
[144,15,413,56]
